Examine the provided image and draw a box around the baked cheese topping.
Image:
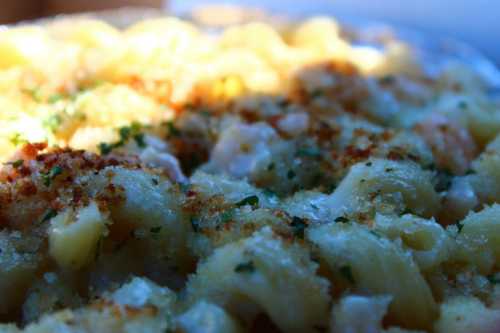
[0,15,500,333]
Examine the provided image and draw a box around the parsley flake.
[287,169,296,179]
[150,226,162,233]
[48,93,64,104]
[220,210,234,223]
[296,147,322,159]
[487,274,500,284]
[234,261,255,273]
[41,209,57,223]
[98,142,115,155]
[334,216,349,223]
[236,195,259,207]
[339,265,355,284]
[5,159,24,168]
[41,165,63,186]
[165,121,181,137]
[43,114,63,133]
[290,216,307,239]
[9,133,28,146]
[190,217,200,232]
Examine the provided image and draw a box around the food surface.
[0,13,500,333]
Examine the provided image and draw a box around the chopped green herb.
[369,230,382,238]
[165,121,181,137]
[487,274,500,284]
[95,236,103,261]
[9,133,28,146]
[220,210,234,223]
[48,93,64,104]
[179,182,191,193]
[339,265,355,284]
[379,75,395,85]
[43,114,63,133]
[290,216,307,239]
[98,142,115,155]
[287,169,296,179]
[435,170,453,192]
[41,165,63,186]
[190,217,200,232]
[400,208,413,215]
[310,89,324,98]
[385,168,394,172]
[334,216,349,223]
[119,126,132,141]
[456,221,464,233]
[296,147,322,158]
[236,195,259,207]
[365,162,372,167]
[5,159,24,168]
[263,188,277,197]
[311,203,319,210]
[465,169,476,175]
[267,162,275,171]
[133,133,146,147]
[458,101,468,109]
[151,178,159,185]
[150,226,162,233]
[234,261,255,273]
[41,209,57,223]
[23,88,42,102]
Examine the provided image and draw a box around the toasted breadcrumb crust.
[0,15,500,333]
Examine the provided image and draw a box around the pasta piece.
[327,158,440,218]
[0,27,52,69]
[175,301,243,333]
[0,231,40,316]
[331,294,392,333]
[454,204,500,274]
[86,166,190,268]
[186,227,331,332]
[434,296,500,333]
[13,277,175,333]
[308,223,437,330]
[48,201,110,269]
[47,19,121,49]
[374,214,453,271]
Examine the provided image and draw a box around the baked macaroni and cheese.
[0,13,499,333]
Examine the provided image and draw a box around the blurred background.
[1,0,499,65]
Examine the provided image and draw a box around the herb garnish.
[5,159,24,168]
[339,265,355,284]
[9,133,28,146]
[296,147,322,159]
[234,261,255,273]
[40,209,57,223]
[487,274,500,284]
[41,165,63,186]
[334,216,349,223]
[43,114,63,133]
[190,217,200,232]
[150,226,162,233]
[290,216,307,239]
[98,122,146,154]
[235,195,259,207]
